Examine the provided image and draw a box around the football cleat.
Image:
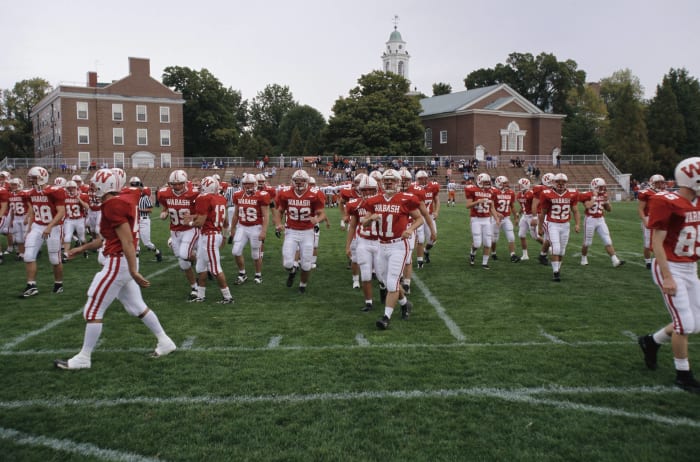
[361,303,373,312]
[646,262,652,270]
[613,259,626,268]
[188,296,206,303]
[675,371,700,393]
[539,254,549,265]
[581,256,589,266]
[417,261,424,269]
[254,275,263,284]
[491,254,498,261]
[401,300,413,320]
[376,315,390,330]
[217,298,234,305]
[62,253,68,263]
[401,282,411,295]
[520,255,529,261]
[510,254,521,263]
[235,274,248,285]
[155,250,163,262]
[22,284,38,298]
[469,254,475,266]
[54,355,91,370]
[352,280,360,289]
[482,264,490,270]
[424,252,431,264]
[152,338,177,357]
[53,283,64,294]
[298,286,306,294]
[552,271,561,282]
[638,334,660,370]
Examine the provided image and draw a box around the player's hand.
[662,277,677,296]
[132,272,151,288]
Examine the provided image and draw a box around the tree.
[600,71,655,179]
[646,79,685,174]
[162,66,247,157]
[325,71,425,157]
[562,85,607,154]
[464,52,586,115]
[287,127,304,158]
[277,105,326,154]
[248,84,297,150]
[0,78,52,157]
[662,68,700,156]
[432,82,452,96]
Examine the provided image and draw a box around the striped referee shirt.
[224,185,239,207]
[138,193,153,218]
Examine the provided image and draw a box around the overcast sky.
[2,0,698,119]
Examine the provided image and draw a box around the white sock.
[221,287,232,299]
[384,307,394,318]
[78,323,103,358]
[653,328,672,344]
[141,310,166,338]
[674,357,690,371]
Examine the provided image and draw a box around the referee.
[132,177,163,262]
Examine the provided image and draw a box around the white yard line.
[267,336,283,348]
[0,426,165,462]
[180,336,196,350]
[538,326,567,344]
[355,333,370,346]
[0,385,694,428]
[411,273,466,342]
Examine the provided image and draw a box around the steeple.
[381,15,410,85]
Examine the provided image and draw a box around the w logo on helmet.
[675,157,700,193]
[93,170,113,184]
[679,159,700,178]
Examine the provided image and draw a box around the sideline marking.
[180,336,196,350]
[267,336,283,348]
[539,326,566,344]
[0,386,695,428]
[355,333,370,346]
[1,263,179,351]
[412,274,466,342]
[621,330,638,341]
[0,426,164,462]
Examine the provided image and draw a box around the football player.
[62,180,89,262]
[578,178,624,267]
[638,157,700,393]
[638,174,666,269]
[8,178,29,260]
[465,173,499,269]
[537,173,580,282]
[490,175,520,263]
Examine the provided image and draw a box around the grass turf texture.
[1,201,699,461]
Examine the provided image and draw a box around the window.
[78,127,89,144]
[160,106,170,123]
[424,128,433,149]
[78,152,90,169]
[136,105,147,122]
[385,61,390,72]
[500,121,526,152]
[161,153,172,168]
[113,128,124,145]
[113,152,125,169]
[76,102,88,120]
[160,130,171,146]
[112,104,123,121]
[440,130,447,144]
[398,61,404,76]
[137,129,148,145]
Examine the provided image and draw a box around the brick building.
[31,57,184,170]
[419,83,565,163]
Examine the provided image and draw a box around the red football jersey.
[540,189,579,223]
[0,187,8,216]
[9,189,30,217]
[64,192,89,219]
[346,197,378,240]
[28,185,66,225]
[363,192,420,241]
[647,191,700,263]
[233,190,271,226]
[464,185,494,218]
[100,195,137,255]
[516,189,535,215]
[419,181,440,214]
[276,186,325,231]
[158,186,200,231]
[578,191,607,218]
[638,188,659,217]
[492,188,516,216]
[195,193,227,234]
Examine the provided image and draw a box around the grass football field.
[1,200,699,461]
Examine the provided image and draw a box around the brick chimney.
[87,71,98,87]
[129,57,150,76]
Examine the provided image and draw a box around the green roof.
[389,30,402,41]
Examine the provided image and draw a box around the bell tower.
[381,15,410,85]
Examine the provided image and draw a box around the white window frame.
[424,128,433,149]
[161,153,172,168]
[78,127,89,144]
[136,105,147,122]
[160,106,170,123]
[113,127,124,145]
[112,103,123,121]
[113,152,125,169]
[160,129,171,146]
[76,102,88,120]
[500,121,527,152]
[440,130,447,144]
[137,128,148,145]
[78,152,90,169]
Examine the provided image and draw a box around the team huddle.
[2,158,700,393]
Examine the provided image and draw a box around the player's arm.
[43,204,65,238]
[537,200,548,236]
[229,205,239,236]
[402,209,424,238]
[418,201,437,242]
[259,204,269,242]
[345,215,358,258]
[573,203,581,233]
[272,203,284,233]
[651,228,676,295]
[432,188,441,219]
[637,197,648,224]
